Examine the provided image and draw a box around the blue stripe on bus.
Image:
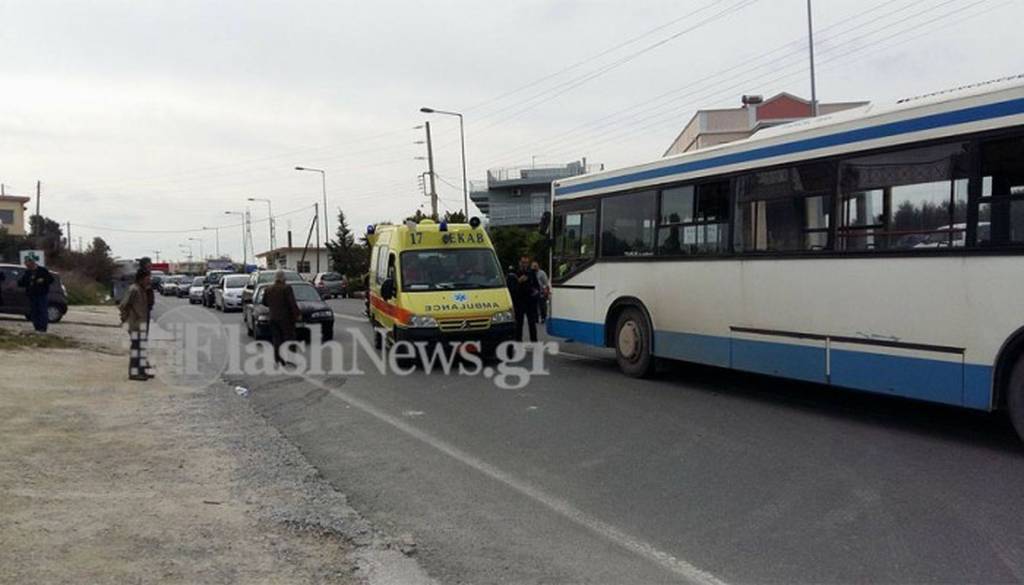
[547,317,604,346]
[548,318,994,410]
[555,97,1024,197]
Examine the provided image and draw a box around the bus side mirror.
[381,278,396,300]
[538,211,551,235]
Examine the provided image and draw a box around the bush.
[60,271,109,305]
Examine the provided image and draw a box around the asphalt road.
[153,294,1024,584]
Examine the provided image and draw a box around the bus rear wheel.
[614,306,655,378]
[1007,356,1024,440]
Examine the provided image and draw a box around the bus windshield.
[400,248,504,291]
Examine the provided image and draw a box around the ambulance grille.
[437,317,491,332]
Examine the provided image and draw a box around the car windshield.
[223,275,248,288]
[290,284,321,302]
[322,272,342,281]
[400,248,504,291]
[192,277,203,286]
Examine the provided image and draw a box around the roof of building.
[0,195,31,204]
[255,246,329,258]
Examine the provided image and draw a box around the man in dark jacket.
[18,254,54,332]
[510,255,540,342]
[261,270,301,367]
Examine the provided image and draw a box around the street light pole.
[188,237,204,261]
[295,166,328,247]
[203,226,220,258]
[806,0,818,117]
[420,107,469,217]
[248,197,276,265]
[224,211,247,267]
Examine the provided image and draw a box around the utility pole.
[203,226,220,258]
[314,202,321,273]
[806,0,818,117]
[425,121,438,220]
[66,222,71,251]
[34,181,41,237]
[244,208,255,267]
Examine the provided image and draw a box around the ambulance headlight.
[408,315,438,328]
[490,310,514,324]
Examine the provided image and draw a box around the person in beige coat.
[119,269,153,381]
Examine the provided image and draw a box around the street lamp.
[248,197,276,265]
[179,243,193,264]
[224,211,247,267]
[295,166,328,246]
[420,106,469,217]
[188,237,204,261]
[202,226,220,258]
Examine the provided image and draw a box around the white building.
[256,246,330,276]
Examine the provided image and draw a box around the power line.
[71,204,317,235]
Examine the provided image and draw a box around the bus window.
[601,191,656,257]
[553,209,596,280]
[838,142,970,250]
[657,181,730,255]
[735,162,834,252]
[978,135,1024,246]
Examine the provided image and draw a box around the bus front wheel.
[614,307,655,378]
[1007,356,1024,440]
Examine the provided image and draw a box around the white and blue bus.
[547,75,1024,437]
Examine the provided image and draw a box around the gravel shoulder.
[0,307,432,585]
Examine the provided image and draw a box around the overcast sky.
[1,0,1021,262]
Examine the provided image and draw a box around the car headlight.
[311,310,333,320]
[407,314,438,328]
[491,310,514,324]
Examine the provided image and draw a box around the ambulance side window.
[375,245,390,284]
[370,246,380,282]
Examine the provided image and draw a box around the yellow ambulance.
[366,218,515,352]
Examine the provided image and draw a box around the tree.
[326,209,369,278]
[443,210,467,224]
[488,226,549,272]
[404,209,429,223]
[28,214,64,262]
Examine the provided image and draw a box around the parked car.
[187,276,205,304]
[244,281,334,342]
[0,263,69,323]
[240,269,303,306]
[176,275,192,298]
[214,274,249,312]
[151,271,167,293]
[312,272,348,298]
[202,270,232,307]
[161,276,180,296]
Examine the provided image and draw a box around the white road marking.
[299,373,728,585]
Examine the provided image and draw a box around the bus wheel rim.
[618,321,640,361]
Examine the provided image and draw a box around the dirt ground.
[0,307,430,585]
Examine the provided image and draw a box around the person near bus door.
[531,261,550,324]
[510,255,541,342]
[119,269,154,381]
[18,254,54,333]
[262,270,301,368]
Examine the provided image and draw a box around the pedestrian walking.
[510,255,540,342]
[119,269,153,381]
[262,270,301,367]
[17,254,54,333]
[531,261,550,323]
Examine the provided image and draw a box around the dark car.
[244,282,334,342]
[202,270,232,308]
[240,269,303,306]
[0,263,69,324]
[312,272,348,298]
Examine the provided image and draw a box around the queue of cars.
[162,267,337,343]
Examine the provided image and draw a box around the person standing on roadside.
[531,261,550,324]
[17,254,54,333]
[511,255,540,342]
[262,270,301,368]
[119,269,153,381]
